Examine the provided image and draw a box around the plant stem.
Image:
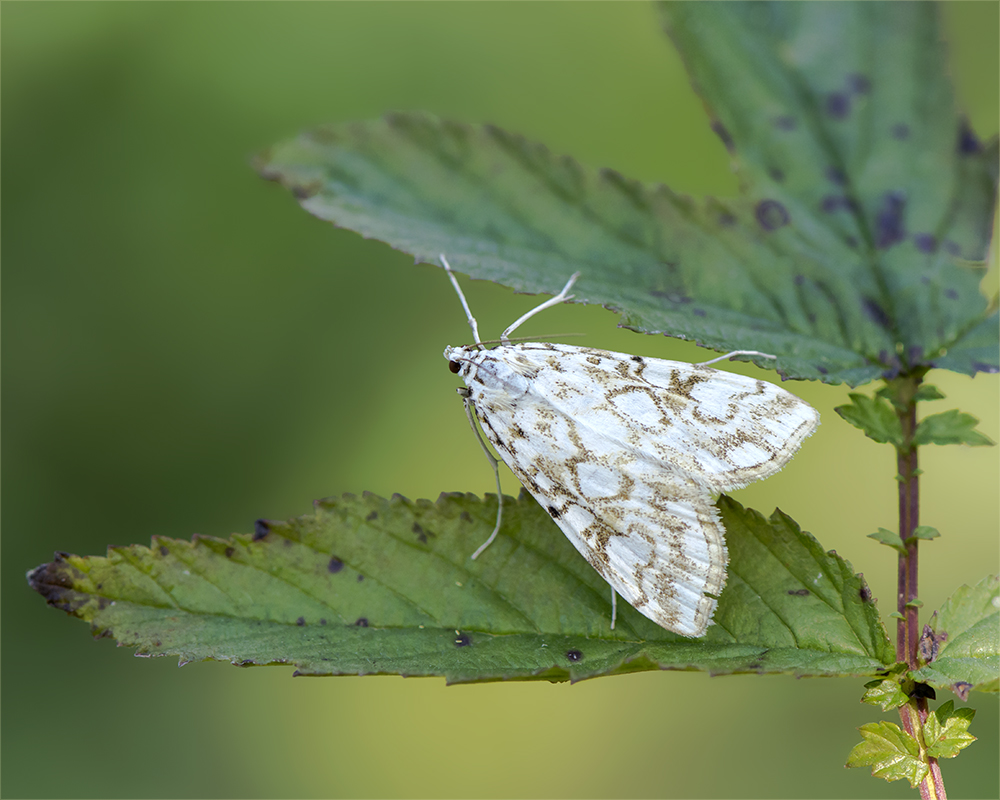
[892,373,945,799]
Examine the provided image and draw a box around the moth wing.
[513,343,819,492]
[469,372,727,636]
[549,468,727,637]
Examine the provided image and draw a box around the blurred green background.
[3,3,997,798]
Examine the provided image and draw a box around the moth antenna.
[440,254,483,348]
[476,332,585,347]
[501,272,580,344]
[698,349,777,367]
[461,396,504,559]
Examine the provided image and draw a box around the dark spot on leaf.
[787,588,810,596]
[320,618,327,625]
[957,118,981,154]
[454,632,471,647]
[460,511,472,522]
[296,617,306,626]
[972,361,999,374]
[911,683,936,700]
[328,557,344,573]
[159,546,169,557]
[253,519,270,541]
[693,308,706,317]
[717,211,736,226]
[862,299,892,329]
[547,505,561,519]
[846,73,871,94]
[821,195,847,213]
[224,546,235,558]
[874,191,906,249]
[943,240,961,256]
[825,92,850,120]
[913,233,936,253]
[768,167,785,183]
[845,235,858,249]
[449,360,461,374]
[755,199,789,231]
[710,120,734,151]
[794,274,805,286]
[413,523,429,543]
[291,183,320,200]
[944,289,959,300]
[773,115,796,131]
[890,123,910,140]
[951,682,972,701]
[365,511,378,522]
[355,618,369,627]
[825,166,847,186]
[746,661,763,670]
[357,574,364,582]
[565,649,583,662]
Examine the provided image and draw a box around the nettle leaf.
[911,526,940,542]
[257,2,998,387]
[661,3,998,381]
[868,528,907,555]
[27,493,892,684]
[923,700,977,759]
[861,677,910,711]
[835,393,903,445]
[913,409,996,447]
[912,575,1000,695]
[846,721,927,787]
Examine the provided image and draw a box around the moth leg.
[610,587,617,631]
[459,392,504,560]
[500,272,580,343]
[698,349,776,367]
[440,254,484,348]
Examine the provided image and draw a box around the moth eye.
[449,360,461,374]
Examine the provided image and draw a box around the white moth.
[441,256,819,637]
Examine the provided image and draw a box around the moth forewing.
[441,263,819,637]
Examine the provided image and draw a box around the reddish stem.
[893,374,945,799]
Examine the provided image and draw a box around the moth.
[441,256,819,637]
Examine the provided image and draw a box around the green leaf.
[910,526,940,542]
[868,527,907,555]
[876,382,944,412]
[257,2,999,386]
[846,721,927,787]
[923,701,977,759]
[659,3,999,380]
[912,575,1000,695]
[27,493,893,684]
[835,393,903,445]
[257,112,869,385]
[862,678,910,711]
[913,409,996,446]
[913,385,946,403]
[868,525,939,554]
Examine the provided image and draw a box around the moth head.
[443,345,472,376]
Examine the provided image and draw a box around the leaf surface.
[846,721,927,787]
[257,3,998,386]
[28,493,892,684]
[835,393,903,445]
[912,575,999,695]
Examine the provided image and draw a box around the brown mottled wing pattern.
[445,342,819,637]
